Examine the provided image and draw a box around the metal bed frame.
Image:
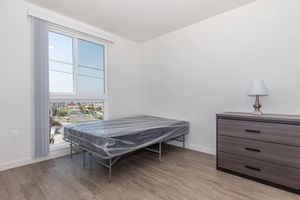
[65,134,185,182]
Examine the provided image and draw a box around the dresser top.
[217,112,300,124]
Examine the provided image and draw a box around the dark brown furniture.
[217,112,300,194]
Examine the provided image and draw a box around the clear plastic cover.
[64,116,189,159]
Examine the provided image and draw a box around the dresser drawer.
[218,135,300,168]
[218,152,300,190]
[218,119,300,146]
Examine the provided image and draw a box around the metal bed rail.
[64,134,186,182]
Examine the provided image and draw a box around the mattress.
[64,116,189,159]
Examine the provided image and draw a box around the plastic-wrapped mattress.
[64,116,189,159]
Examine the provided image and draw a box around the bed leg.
[83,150,86,168]
[159,141,162,161]
[70,141,73,159]
[109,159,112,183]
[89,153,92,170]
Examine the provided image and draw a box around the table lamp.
[247,80,268,115]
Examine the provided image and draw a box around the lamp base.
[252,95,263,115]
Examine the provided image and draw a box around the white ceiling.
[24,0,255,42]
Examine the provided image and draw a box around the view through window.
[48,28,106,145]
[49,102,104,144]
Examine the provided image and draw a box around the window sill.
[50,142,70,151]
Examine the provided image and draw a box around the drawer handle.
[245,165,261,172]
[245,129,261,134]
[245,147,261,152]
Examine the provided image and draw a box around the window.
[49,32,74,94]
[49,101,104,144]
[77,38,105,98]
[48,26,107,146]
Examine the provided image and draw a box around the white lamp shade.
[247,80,268,96]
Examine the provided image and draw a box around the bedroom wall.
[2,0,300,169]
[139,0,300,154]
[0,0,142,169]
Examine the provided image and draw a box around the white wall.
[108,38,142,119]
[0,0,142,169]
[140,0,300,154]
[2,0,300,169]
[0,0,32,167]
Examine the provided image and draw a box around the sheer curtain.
[33,17,49,158]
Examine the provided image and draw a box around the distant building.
[67,102,79,111]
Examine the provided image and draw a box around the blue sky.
[49,31,104,96]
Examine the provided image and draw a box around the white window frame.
[48,24,109,119]
[48,27,76,96]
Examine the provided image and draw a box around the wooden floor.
[0,145,299,200]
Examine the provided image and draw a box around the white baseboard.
[168,141,216,155]
[184,143,216,155]
[0,147,70,171]
[0,142,215,171]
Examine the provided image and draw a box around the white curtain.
[33,17,49,158]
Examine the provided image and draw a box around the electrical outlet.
[10,130,19,140]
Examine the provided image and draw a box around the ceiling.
[24,0,255,43]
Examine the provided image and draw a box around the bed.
[63,115,189,181]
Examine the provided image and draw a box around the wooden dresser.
[217,112,300,193]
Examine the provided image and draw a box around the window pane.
[77,67,104,78]
[77,76,104,97]
[49,60,73,74]
[49,32,73,63]
[77,39,104,97]
[78,39,104,70]
[49,101,104,145]
[49,71,73,93]
[49,31,74,93]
